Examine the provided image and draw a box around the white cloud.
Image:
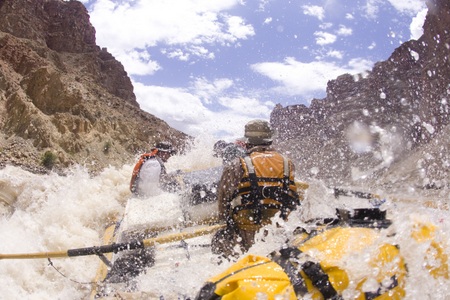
[133,82,214,136]
[251,57,374,97]
[363,0,381,19]
[188,45,215,60]
[89,0,254,75]
[336,25,353,36]
[302,5,325,21]
[214,96,275,140]
[258,0,271,11]
[319,22,333,30]
[387,0,427,15]
[218,96,274,116]
[164,49,190,61]
[364,0,426,18]
[82,0,423,140]
[314,31,337,45]
[347,58,374,71]
[410,8,427,39]
[226,16,255,40]
[114,49,161,76]
[133,80,271,139]
[368,42,377,50]
[263,17,272,24]
[192,77,234,104]
[327,50,344,59]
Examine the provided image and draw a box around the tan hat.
[244,119,273,145]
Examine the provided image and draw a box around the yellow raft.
[195,208,448,300]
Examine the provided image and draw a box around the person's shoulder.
[222,156,242,170]
[224,143,244,155]
[142,156,160,166]
[248,146,274,153]
[140,151,156,158]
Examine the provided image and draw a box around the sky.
[77,0,428,141]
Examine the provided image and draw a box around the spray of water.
[0,138,449,299]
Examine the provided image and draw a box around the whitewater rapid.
[0,141,449,299]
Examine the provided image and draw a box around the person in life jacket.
[197,208,409,300]
[212,119,299,258]
[213,139,247,165]
[129,141,178,197]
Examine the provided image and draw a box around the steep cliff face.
[0,0,188,173]
[271,0,450,191]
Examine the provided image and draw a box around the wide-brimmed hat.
[154,142,175,154]
[244,119,273,145]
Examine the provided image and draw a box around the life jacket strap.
[238,155,298,223]
[243,156,263,223]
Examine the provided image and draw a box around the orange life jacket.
[233,151,299,225]
[129,149,160,193]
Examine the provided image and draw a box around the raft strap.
[364,275,399,300]
[271,247,342,300]
[302,261,342,299]
[271,247,309,295]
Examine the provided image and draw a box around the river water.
[0,141,449,299]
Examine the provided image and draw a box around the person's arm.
[158,159,183,193]
[217,158,243,220]
[130,154,147,193]
[289,159,296,190]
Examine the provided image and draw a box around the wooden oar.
[0,224,225,260]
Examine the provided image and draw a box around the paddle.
[333,187,386,207]
[333,187,380,199]
[0,224,225,260]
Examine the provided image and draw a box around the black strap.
[271,247,309,296]
[364,276,399,300]
[155,156,166,174]
[271,247,342,300]
[244,156,263,223]
[238,155,298,222]
[239,177,296,184]
[195,282,220,300]
[302,261,342,299]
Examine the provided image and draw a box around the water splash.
[0,146,449,299]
